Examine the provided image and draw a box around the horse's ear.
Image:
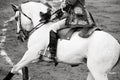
[10,3,19,12]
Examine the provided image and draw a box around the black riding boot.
[49,30,58,66]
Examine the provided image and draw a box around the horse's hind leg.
[87,59,109,80]
[88,71,108,80]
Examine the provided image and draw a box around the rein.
[28,22,45,33]
[18,6,47,41]
[18,5,33,34]
[18,6,32,21]
[17,5,33,41]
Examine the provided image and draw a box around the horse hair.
[22,1,41,4]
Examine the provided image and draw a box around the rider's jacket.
[62,0,93,28]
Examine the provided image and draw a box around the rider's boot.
[49,30,58,66]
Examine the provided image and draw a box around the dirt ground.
[0,0,120,80]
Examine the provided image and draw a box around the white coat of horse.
[3,1,120,80]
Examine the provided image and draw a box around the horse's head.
[10,3,32,42]
[11,2,51,42]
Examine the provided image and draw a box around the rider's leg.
[48,19,66,59]
[49,30,58,59]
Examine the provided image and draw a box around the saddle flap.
[58,28,78,40]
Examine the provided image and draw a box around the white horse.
[3,1,120,80]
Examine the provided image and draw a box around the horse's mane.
[22,1,41,4]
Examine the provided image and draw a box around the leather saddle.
[57,26,101,39]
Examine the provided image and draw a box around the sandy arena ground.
[0,0,120,80]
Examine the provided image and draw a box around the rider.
[54,0,97,38]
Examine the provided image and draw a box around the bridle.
[16,5,33,42]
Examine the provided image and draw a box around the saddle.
[58,25,101,40]
[58,27,80,40]
[48,26,101,66]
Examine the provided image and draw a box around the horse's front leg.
[3,45,42,80]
